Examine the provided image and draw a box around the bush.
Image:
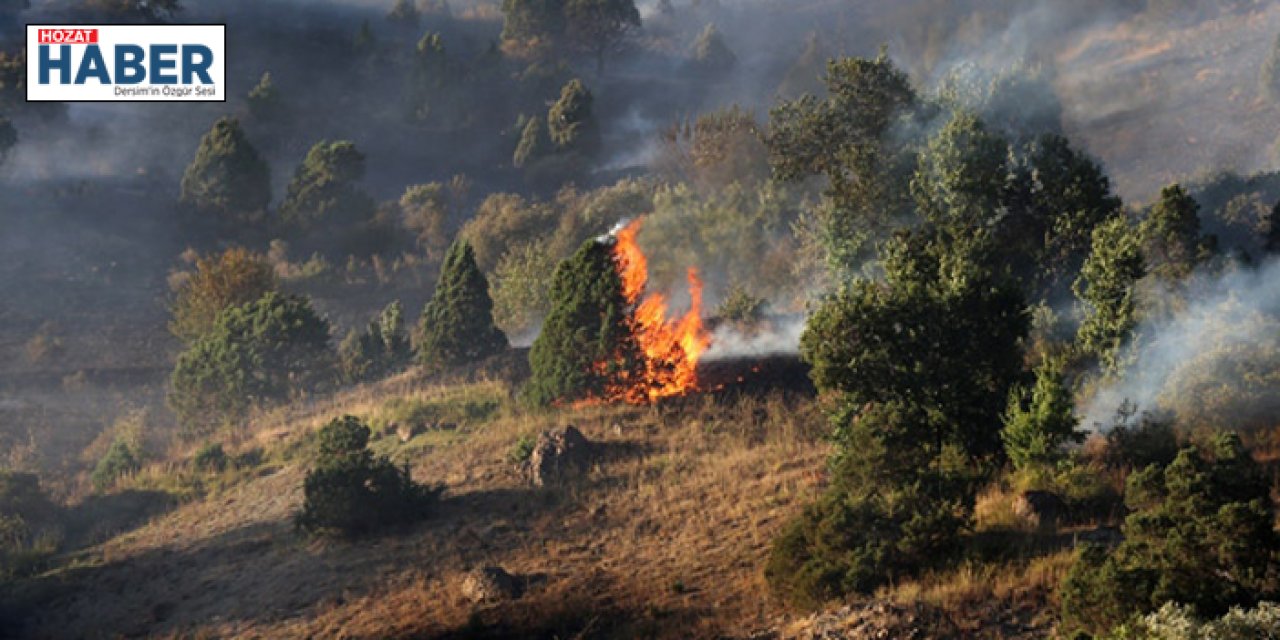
[192,442,227,472]
[1061,433,1280,636]
[295,416,441,538]
[1105,601,1280,640]
[169,247,278,343]
[339,300,412,383]
[169,292,331,437]
[92,438,142,491]
[0,472,61,579]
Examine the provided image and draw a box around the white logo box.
[26,24,226,102]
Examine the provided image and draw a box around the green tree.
[564,0,640,73]
[278,140,375,229]
[524,237,642,406]
[513,114,550,169]
[1061,433,1280,636]
[490,242,558,338]
[169,248,278,343]
[417,240,508,370]
[768,53,917,275]
[295,416,440,538]
[399,178,468,260]
[500,0,565,44]
[547,78,598,154]
[246,72,282,122]
[169,292,331,436]
[339,300,412,383]
[179,117,271,222]
[910,110,1009,247]
[1001,355,1083,469]
[1141,184,1206,282]
[91,438,142,491]
[1075,215,1145,375]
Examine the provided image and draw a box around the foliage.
[1061,433,1280,636]
[1101,406,1180,471]
[688,23,736,76]
[339,300,412,383]
[1074,215,1146,376]
[417,241,507,371]
[523,237,642,406]
[1104,601,1280,640]
[1001,355,1083,469]
[910,110,1009,247]
[1141,184,1207,282]
[192,442,228,472]
[92,438,142,491]
[513,114,550,169]
[461,193,559,271]
[716,284,767,325]
[295,416,440,538]
[0,471,60,580]
[547,78,598,153]
[169,292,331,437]
[179,117,271,222]
[507,433,537,464]
[657,105,769,190]
[278,140,375,230]
[399,176,469,260]
[490,242,558,339]
[169,247,278,343]
[246,72,282,122]
[500,0,566,44]
[564,0,640,72]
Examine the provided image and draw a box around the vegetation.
[1001,356,1083,470]
[169,248,278,343]
[91,437,142,491]
[417,240,507,371]
[339,300,411,383]
[295,416,440,538]
[179,118,271,222]
[279,140,375,230]
[1074,216,1146,375]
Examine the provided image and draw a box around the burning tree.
[524,218,711,406]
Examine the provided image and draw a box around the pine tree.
[523,237,642,406]
[278,140,375,229]
[1141,183,1205,281]
[1075,215,1145,376]
[547,78,598,154]
[179,117,271,222]
[1001,355,1083,469]
[417,240,508,370]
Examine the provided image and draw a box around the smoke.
[703,314,805,360]
[1081,258,1280,432]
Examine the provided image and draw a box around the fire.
[606,218,712,403]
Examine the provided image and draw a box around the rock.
[1013,490,1067,531]
[397,422,425,443]
[460,565,521,603]
[526,425,593,486]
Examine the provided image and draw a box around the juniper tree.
[548,79,598,154]
[417,240,507,370]
[523,237,642,406]
[1001,355,1083,469]
[179,117,271,222]
[278,140,375,229]
[1141,183,1206,282]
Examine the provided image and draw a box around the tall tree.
[417,240,508,370]
[1074,215,1146,375]
[1141,183,1206,281]
[179,118,271,222]
[524,237,642,406]
[564,0,640,73]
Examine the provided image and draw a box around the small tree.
[500,0,565,45]
[279,140,375,229]
[339,300,412,383]
[169,292,330,436]
[524,237,642,406]
[1001,355,1083,469]
[179,117,271,222]
[400,180,466,259]
[564,0,640,73]
[417,240,508,371]
[513,114,550,169]
[169,247,278,343]
[547,78,598,154]
[1141,183,1206,282]
[1075,215,1145,376]
[295,416,440,538]
[688,23,736,77]
[246,72,282,122]
[91,438,141,492]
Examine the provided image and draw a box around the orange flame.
[607,218,711,403]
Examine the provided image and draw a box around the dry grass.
[18,376,830,639]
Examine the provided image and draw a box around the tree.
[1001,355,1084,469]
[417,240,508,371]
[513,114,550,168]
[386,0,420,28]
[338,300,412,383]
[564,0,640,73]
[768,53,917,275]
[295,416,440,538]
[400,178,467,260]
[490,242,558,338]
[1141,184,1206,281]
[1061,433,1280,636]
[500,0,565,44]
[169,292,330,436]
[547,78,599,154]
[910,110,1009,247]
[278,140,375,229]
[169,247,278,343]
[524,237,642,406]
[179,118,271,222]
[1075,215,1145,376]
[688,23,736,77]
[246,72,282,122]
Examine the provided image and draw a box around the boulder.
[1013,490,1067,531]
[460,565,521,603]
[526,425,592,486]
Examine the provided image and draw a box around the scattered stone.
[460,565,522,603]
[1013,490,1067,531]
[526,425,593,486]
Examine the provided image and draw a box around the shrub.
[416,240,508,371]
[192,442,227,472]
[0,472,61,579]
[339,300,412,383]
[1105,601,1280,640]
[507,433,536,464]
[169,292,331,437]
[92,438,142,491]
[1061,433,1280,636]
[490,242,558,339]
[169,247,278,343]
[295,416,441,538]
